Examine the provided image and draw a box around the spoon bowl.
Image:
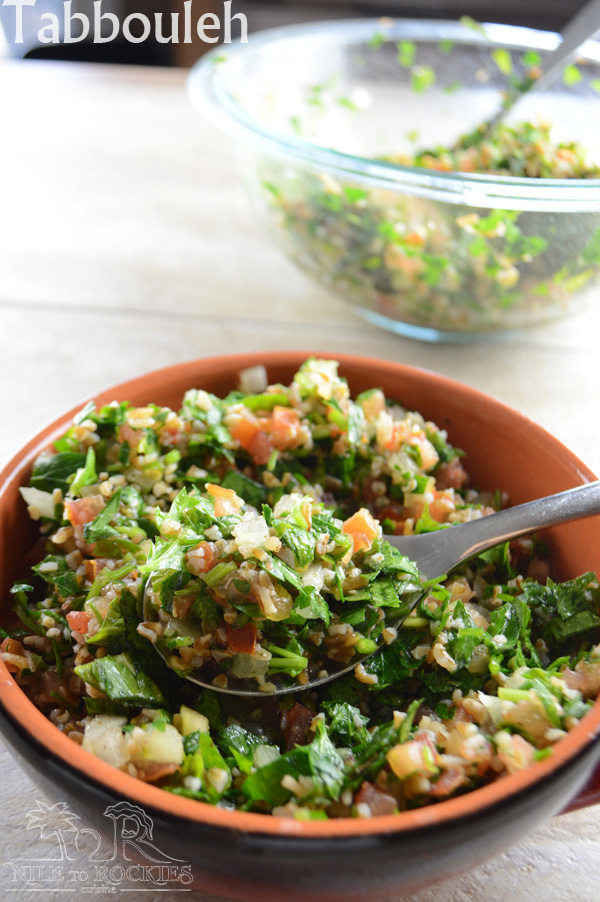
[143,480,600,696]
[142,575,360,696]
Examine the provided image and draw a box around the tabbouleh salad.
[260,121,600,334]
[4,358,600,818]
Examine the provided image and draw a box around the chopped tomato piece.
[190,541,217,573]
[136,762,181,783]
[246,430,274,466]
[206,483,243,517]
[226,622,257,655]
[428,491,454,523]
[435,458,468,491]
[423,157,452,171]
[281,702,315,749]
[83,558,111,582]
[64,495,105,526]
[229,410,260,446]
[159,420,189,446]
[430,768,469,798]
[268,406,303,451]
[206,483,236,499]
[117,423,142,450]
[377,503,408,535]
[356,476,380,503]
[0,638,26,673]
[66,611,92,635]
[407,490,453,524]
[342,508,380,554]
[381,420,410,453]
[229,410,274,465]
[496,733,535,774]
[557,148,576,163]
[354,781,397,815]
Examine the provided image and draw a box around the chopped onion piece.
[253,744,281,768]
[231,652,270,679]
[19,486,56,519]
[239,365,268,394]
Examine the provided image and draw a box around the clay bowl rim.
[0,349,599,841]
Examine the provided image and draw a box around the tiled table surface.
[1,58,600,901]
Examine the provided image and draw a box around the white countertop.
[1,58,600,902]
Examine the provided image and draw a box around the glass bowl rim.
[188,17,600,211]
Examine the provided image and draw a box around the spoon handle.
[482,0,600,136]
[459,479,600,554]
[528,0,600,95]
[390,480,600,579]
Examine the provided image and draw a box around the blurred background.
[0,0,590,67]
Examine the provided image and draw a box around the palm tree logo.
[24,801,81,861]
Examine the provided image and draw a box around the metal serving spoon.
[469,0,600,140]
[143,480,600,696]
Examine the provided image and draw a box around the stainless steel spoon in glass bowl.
[143,480,600,697]
[471,0,600,140]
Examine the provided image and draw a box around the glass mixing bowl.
[190,19,600,342]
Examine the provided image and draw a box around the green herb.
[258,556,303,592]
[220,470,265,508]
[437,39,453,55]
[86,561,135,601]
[368,31,385,50]
[521,50,541,68]
[397,40,416,68]
[218,724,267,774]
[30,452,86,494]
[69,448,97,496]
[322,702,369,745]
[243,720,344,807]
[33,556,80,600]
[444,79,462,94]
[86,597,126,646]
[75,653,166,707]
[410,65,435,93]
[242,392,290,413]
[294,586,331,627]
[277,521,316,569]
[182,732,231,803]
[194,691,224,732]
[491,48,513,76]
[360,630,423,687]
[563,64,582,87]
[201,561,237,589]
[337,96,359,112]
[267,643,308,677]
[82,489,122,544]
[459,15,485,33]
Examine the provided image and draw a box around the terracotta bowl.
[1,351,600,901]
